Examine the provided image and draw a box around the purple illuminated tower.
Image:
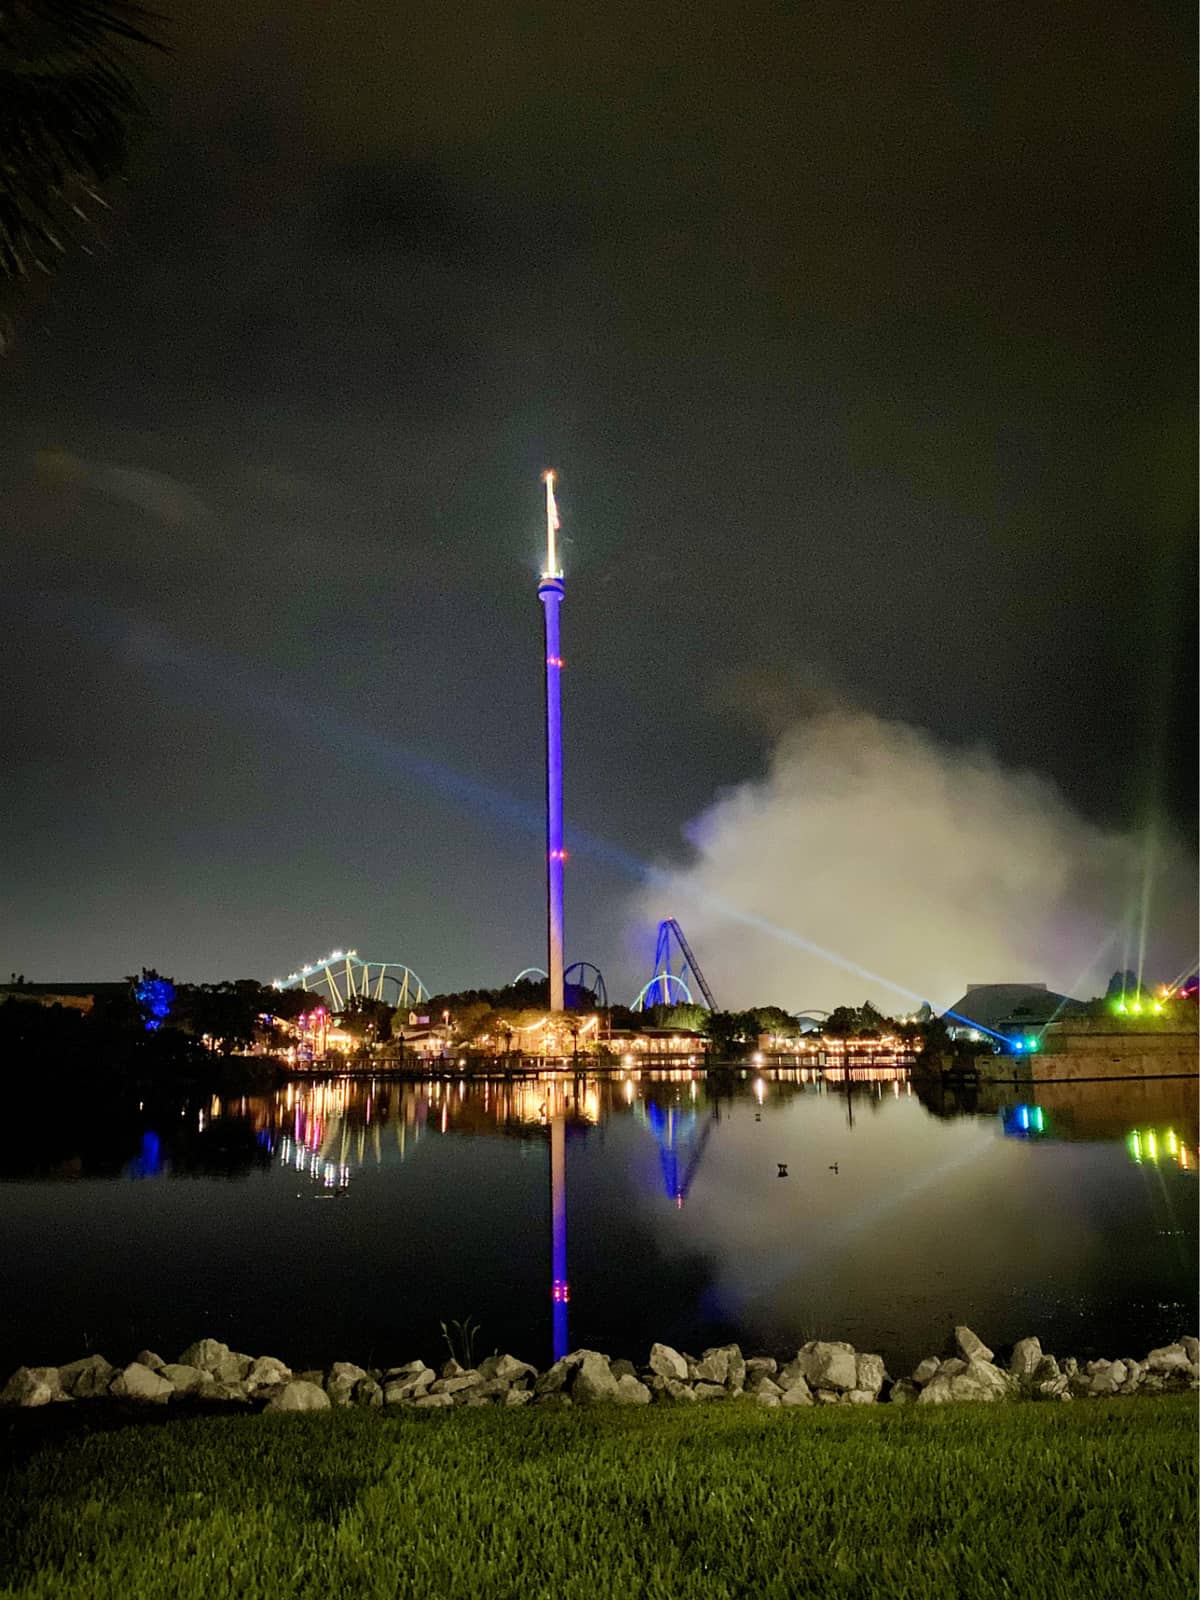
[538,470,566,1013]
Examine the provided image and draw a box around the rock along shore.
[2,1327,1197,1414]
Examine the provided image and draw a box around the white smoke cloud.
[632,711,1197,1012]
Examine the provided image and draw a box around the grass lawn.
[0,1396,1195,1599]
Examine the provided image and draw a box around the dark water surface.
[1,1069,1195,1377]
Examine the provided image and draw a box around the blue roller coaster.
[641,1099,715,1208]
[510,963,609,1008]
[632,918,717,1012]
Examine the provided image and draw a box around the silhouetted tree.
[1,0,166,291]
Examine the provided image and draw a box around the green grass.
[0,1398,1195,1599]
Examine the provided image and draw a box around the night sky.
[1,0,1195,998]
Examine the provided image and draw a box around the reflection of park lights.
[752,1052,764,1065]
[754,1078,766,1105]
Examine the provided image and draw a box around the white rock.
[693,1382,728,1402]
[246,1357,293,1393]
[178,1339,231,1372]
[779,1382,814,1407]
[325,1362,366,1405]
[778,1373,812,1405]
[797,1341,858,1392]
[571,1352,620,1404]
[159,1363,205,1395]
[111,1362,173,1404]
[504,1388,534,1406]
[534,1351,586,1395]
[647,1343,689,1381]
[954,1326,994,1363]
[1181,1336,1199,1365]
[854,1354,886,1395]
[385,1368,435,1404]
[758,1393,781,1408]
[696,1345,744,1387]
[212,1354,253,1385]
[0,1367,58,1407]
[1145,1344,1189,1373]
[947,1358,1011,1403]
[430,1373,481,1396]
[1009,1338,1042,1378]
[693,1349,728,1384]
[472,1378,512,1400]
[196,1378,249,1403]
[615,1374,651,1405]
[660,1379,697,1403]
[917,1375,955,1405]
[490,1354,538,1383]
[1036,1374,1070,1400]
[845,1389,877,1405]
[263,1381,330,1412]
[721,1346,747,1390]
[1088,1371,1122,1396]
[911,1357,940,1386]
[412,1392,454,1408]
[58,1356,114,1398]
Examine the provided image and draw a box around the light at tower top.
[542,469,563,580]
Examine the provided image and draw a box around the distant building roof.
[944,982,1085,1032]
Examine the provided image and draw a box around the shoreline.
[5,1327,1197,1417]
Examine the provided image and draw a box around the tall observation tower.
[538,471,566,1013]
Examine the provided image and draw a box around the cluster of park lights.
[1112,985,1177,1017]
[272,951,359,990]
[1128,1128,1192,1171]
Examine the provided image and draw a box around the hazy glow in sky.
[634,711,1197,1010]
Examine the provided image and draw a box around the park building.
[943,981,1086,1044]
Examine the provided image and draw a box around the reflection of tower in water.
[553,1081,576,1356]
[550,1086,569,1360]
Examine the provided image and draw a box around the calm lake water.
[1,1069,1195,1378]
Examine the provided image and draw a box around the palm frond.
[0,1,168,279]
